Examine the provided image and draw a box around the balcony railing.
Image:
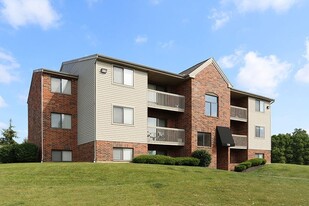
[148,89,185,112]
[147,126,185,146]
[230,105,247,122]
[231,134,247,149]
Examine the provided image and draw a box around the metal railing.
[147,126,185,145]
[230,105,247,121]
[232,134,247,148]
[148,89,185,112]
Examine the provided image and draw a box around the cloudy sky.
[0,0,309,142]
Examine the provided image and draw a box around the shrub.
[261,159,267,165]
[15,143,39,162]
[133,155,175,165]
[0,143,39,163]
[235,164,246,172]
[249,158,263,166]
[191,150,211,167]
[240,161,252,169]
[0,144,17,163]
[175,157,200,166]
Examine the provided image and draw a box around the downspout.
[41,71,44,163]
[93,59,97,163]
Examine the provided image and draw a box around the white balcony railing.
[230,105,247,122]
[148,89,185,112]
[231,134,247,149]
[147,126,185,146]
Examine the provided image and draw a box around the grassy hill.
[0,163,308,205]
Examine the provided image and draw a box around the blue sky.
[1,0,309,142]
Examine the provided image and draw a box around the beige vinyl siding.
[95,61,148,143]
[61,59,96,145]
[248,97,271,150]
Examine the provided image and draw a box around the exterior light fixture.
[100,68,107,74]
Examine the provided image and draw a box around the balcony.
[147,126,185,146]
[148,89,185,112]
[231,134,247,149]
[230,106,247,122]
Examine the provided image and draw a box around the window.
[52,150,72,162]
[147,117,166,127]
[148,84,165,91]
[197,132,211,147]
[255,126,265,138]
[255,100,265,112]
[51,77,71,94]
[113,106,134,125]
[205,94,218,117]
[255,153,264,159]
[51,113,72,129]
[113,66,133,86]
[113,148,133,161]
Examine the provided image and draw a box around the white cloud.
[237,51,291,96]
[0,95,7,108]
[209,9,230,30]
[159,40,174,49]
[231,0,298,13]
[0,0,61,30]
[219,49,243,69]
[0,50,19,84]
[295,38,309,83]
[86,0,100,8]
[150,0,161,5]
[135,35,148,44]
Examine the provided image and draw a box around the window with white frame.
[255,153,264,159]
[52,150,72,162]
[197,132,211,147]
[255,126,265,138]
[113,66,133,86]
[51,77,71,94]
[205,94,218,117]
[51,113,72,129]
[113,148,133,161]
[113,106,134,125]
[255,100,265,112]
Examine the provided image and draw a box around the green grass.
[0,163,308,205]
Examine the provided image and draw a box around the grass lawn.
[0,163,308,205]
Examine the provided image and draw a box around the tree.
[271,128,309,165]
[0,119,18,145]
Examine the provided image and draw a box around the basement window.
[113,148,133,161]
[52,150,72,162]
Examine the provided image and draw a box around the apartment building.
[28,54,274,170]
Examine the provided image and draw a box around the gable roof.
[179,58,233,88]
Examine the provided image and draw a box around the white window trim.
[255,99,265,113]
[112,104,135,126]
[112,66,134,87]
[113,148,133,161]
[51,113,72,129]
[205,94,218,117]
[51,150,72,162]
[255,125,265,138]
[51,77,72,95]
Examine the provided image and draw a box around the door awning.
[217,126,235,147]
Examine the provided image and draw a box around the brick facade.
[248,149,271,164]
[28,72,42,159]
[28,70,78,162]
[96,141,147,161]
[186,63,231,169]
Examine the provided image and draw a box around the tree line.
[272,128,309,165]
